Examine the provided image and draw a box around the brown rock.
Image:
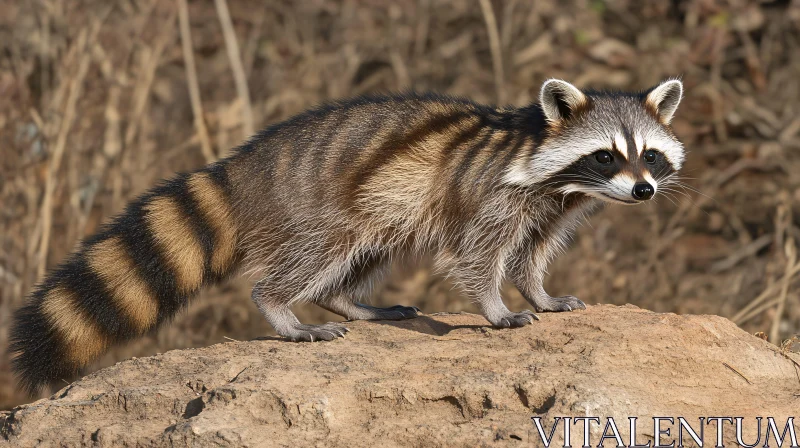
[2,305,799,447]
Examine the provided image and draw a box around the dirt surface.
[2,305,798,447]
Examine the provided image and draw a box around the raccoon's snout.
[632,182,654,201]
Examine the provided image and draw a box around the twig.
[500,0,518,53]
[770,235,796,344]
[177,0,216,163]
[715,158,782,187]
[732,263,800,324]
[241,7,266,77]
[413,0,431,58]
[229,366,249,383]
[213,0,255,139]
[76,82,122,237]
[737,295,793,327]
[710,233,772,273]
[36,30,91,280]
[736,29,766,91]
[722,362,751,385]
[390,51,411,89]
[478,0,505,104]
[125,9,177,148]
[710,30,728,142]
[771,338,800,388]
[37,3,51,110]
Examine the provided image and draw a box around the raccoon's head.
[506,79,685,205]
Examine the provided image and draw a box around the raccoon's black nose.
[632,182,654,200]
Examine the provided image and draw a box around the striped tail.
[9,164,239,395]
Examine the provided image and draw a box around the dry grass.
[2,0,800,410]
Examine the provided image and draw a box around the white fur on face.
[614,132,628,160]
[507,130,627,186]
[605,172,638,203]
[643,171,658,194]
[634,132,645,156]
[557,171,638,205]
[506,126,685,187]
[504,134,613,186]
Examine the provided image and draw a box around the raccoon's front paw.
[492,310,540,328]
[534,295,586,313]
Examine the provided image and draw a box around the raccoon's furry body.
[10,79,685,393]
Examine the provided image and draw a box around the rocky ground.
[2,305,798,447]
[4,0,800,411]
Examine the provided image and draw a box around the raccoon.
[10,79,684,394]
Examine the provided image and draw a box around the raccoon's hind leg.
[251,278,348,342]
[316,251,421,321]
[319,295,421,321]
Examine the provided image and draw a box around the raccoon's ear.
[645,79,683,125]
[539,79,588,123]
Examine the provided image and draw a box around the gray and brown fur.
[10,79,685,393]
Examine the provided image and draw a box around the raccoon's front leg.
[251,278,348,342]
[507,237,586,313]
[451,258,539,328]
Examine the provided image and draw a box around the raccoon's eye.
[594,151,613,164]
[644,149,658,164]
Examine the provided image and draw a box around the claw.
[531,295,586,313]
[521,310,541,321]
[280,322,349,342]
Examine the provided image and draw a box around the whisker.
[656,191,679,207]
[659,186,693,200]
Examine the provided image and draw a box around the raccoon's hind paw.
[355,304,421,321]
[283,322,349,342]
[534,295,586,313]
[493,310,540,328]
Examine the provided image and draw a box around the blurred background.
[2,0,799,409]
